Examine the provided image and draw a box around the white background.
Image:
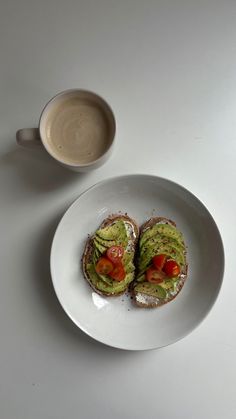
[1,1,235,418]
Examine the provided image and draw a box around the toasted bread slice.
[132,217,188,308]
[82,214,139,296]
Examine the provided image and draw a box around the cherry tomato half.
[95,257,114,275]
[106,246,124,265]
[145,267,165,284]
[163,259,180,277]
[152,254,167,270]
[109,264,126,281]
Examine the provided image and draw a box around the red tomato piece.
[109,264,126,281]
[106,246,124,265]
[163,260,180,277]
[95,257,114,275]
[145,267,165,284]
[152,254,167,270]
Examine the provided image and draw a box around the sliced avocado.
[140,234,185,254]
[161,279,176,290]
[96,220,127,240]
[94,247,101,260]
[140,223,184,249]
[86,219,136,294]
[126,261,135,274]
[95,233,128,249]
[134,282,167,299]
[97,273,113,286]
[92,248,100,265]
[87,263,113,285]
[140,234,184,256]
[122,251,134,265]
[86,263,134,294]
[100,272,134,294]
[93,238,107,255]
[96,220,129,248]
[95,234,117,248]
[136,273,146,282]
[138,243,185,273]
[138,263,152,276]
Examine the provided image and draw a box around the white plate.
[50,174,224,350]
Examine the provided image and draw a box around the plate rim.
[50,173,225,350]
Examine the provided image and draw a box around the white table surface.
[1,1,236,418]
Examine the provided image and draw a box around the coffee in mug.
[16,89,116,172]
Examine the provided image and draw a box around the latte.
[44,94,113,165]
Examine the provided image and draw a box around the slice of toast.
[82,214,139,296]
[131,217,188,308]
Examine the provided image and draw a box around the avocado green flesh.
[139,223,184,249]
[138,243,185,273]
[95,235,117,248]
[136,273,146,282]
[140,234,185,255]
[135,283,167,299]
[126,261,135,273]
[135,223,186,299]
[87,219,135,294]
[161,279,178,290]
[96,273,113,286]
[93,239,107,255]
[139,224,186,273]
[86,263,134,293]
[94,247,100,260]
[92,250,99,266]
[96,220,127,240]
[95,233,128,248]
[135,273,178,293]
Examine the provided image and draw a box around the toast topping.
[84,218,137,295]
[134,220,187,306]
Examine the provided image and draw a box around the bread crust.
[82,214,139,296]
[132,217,188,308]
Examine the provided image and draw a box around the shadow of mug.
[1,144,87,194]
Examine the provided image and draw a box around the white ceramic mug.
[16,89,116,172]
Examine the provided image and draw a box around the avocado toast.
[132,217,188,308]
[82,214,139,296]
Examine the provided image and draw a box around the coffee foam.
[44,96,112,165]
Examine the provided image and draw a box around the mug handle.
[16,128,43,148]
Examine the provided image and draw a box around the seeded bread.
[132,217,188,308]
[82,214,139,296]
